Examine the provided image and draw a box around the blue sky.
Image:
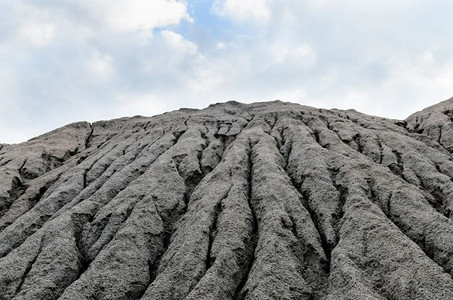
[1,0,453,143]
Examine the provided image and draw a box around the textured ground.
[2,99,453,299]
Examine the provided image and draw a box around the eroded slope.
[1,100,453,299]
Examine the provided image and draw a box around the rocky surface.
[2,99,453,299]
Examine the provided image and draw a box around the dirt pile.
[2,99,453,299]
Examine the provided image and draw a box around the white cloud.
[204,0,453,118]
[213,0,270,23]
[161,30,198,55]
[270,43,316,66]
[19,22,55,47]
[88,53,115,81]
[10,0,190,44]
[302,54,453,119]
[0,68,17,118]
[0,0,194,143]
[103,0,190,33]
[4,3,57,48]
[305,0,413,13]
[114,92,174,118]
[417,51,435,65]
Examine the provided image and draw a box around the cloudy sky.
[1,0,453,143]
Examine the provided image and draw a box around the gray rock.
[2,99,453,299]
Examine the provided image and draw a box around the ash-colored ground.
[2,99,453,299]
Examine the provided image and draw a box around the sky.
[1,0,453,143]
